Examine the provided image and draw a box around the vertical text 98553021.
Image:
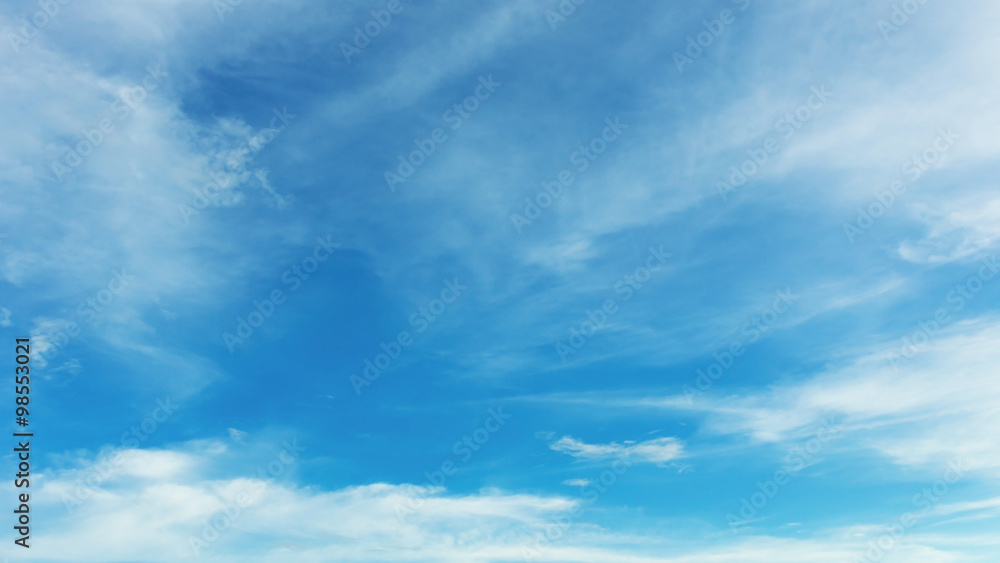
[14,337,32,549]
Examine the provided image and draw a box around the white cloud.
[932,496,1000,519]
[900,196,1000,263]
[654,318,1000,475]
[20,440,991,562]
[29,441,580,562]
[550,436,685,464]
[0,13,309,395]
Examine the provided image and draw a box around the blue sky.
[2,0,1000,561]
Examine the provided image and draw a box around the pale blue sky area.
[2,0,1000,561]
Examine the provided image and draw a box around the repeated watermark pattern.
[717,85,833,202]
[673,0,752,73]
[555,245,671,361]
[48,64,168,182]
[5,0,73,53]
[340,0,416,62]
[727,417,840,531]
[520,455,633,560]
[394,407,512,522]
[511,117,627,233]
[188,439,307,555]
[179,106,296,225]
[544,0,591,31]
[853,459,966,562]
[33,269,136,368]
[843,128,958,243]
[887,255,998,370]
[683,288,798,402]
[878,0,932,41]
[61,398,180,512]
[223,236,339,353]
[351,278,467,395]
[384,75,501,192]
